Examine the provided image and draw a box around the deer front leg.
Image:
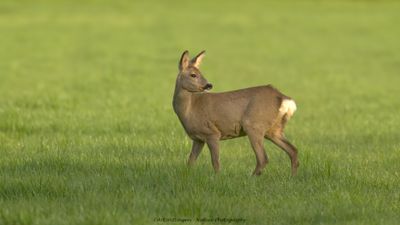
[188,140,205,166]
[206,137,220,173]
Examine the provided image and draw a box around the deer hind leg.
[266,127,299,176]
[188,140,205,166]
[244,126,268,176]
[265,99,299,175]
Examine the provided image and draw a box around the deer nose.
[204,83,213,90]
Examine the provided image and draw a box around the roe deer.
[173,50,298,176]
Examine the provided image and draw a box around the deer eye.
[190,74,197,78]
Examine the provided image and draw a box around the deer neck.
[173,84,193,120]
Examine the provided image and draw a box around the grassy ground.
[1,0,400,224]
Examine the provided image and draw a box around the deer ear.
[179,50,190,70]
[191,50,206,69]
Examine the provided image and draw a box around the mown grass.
[0,0,400,224]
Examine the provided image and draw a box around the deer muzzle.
[203,83,213,91]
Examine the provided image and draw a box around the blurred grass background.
[0,0,400,224]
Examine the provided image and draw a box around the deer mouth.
[202,83,213,91]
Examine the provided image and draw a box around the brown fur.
[173,50,299,176]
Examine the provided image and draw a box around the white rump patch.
[279,99,297,119]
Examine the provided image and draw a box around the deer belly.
[219,123,245,140]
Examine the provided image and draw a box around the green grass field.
[1,1,400,224]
